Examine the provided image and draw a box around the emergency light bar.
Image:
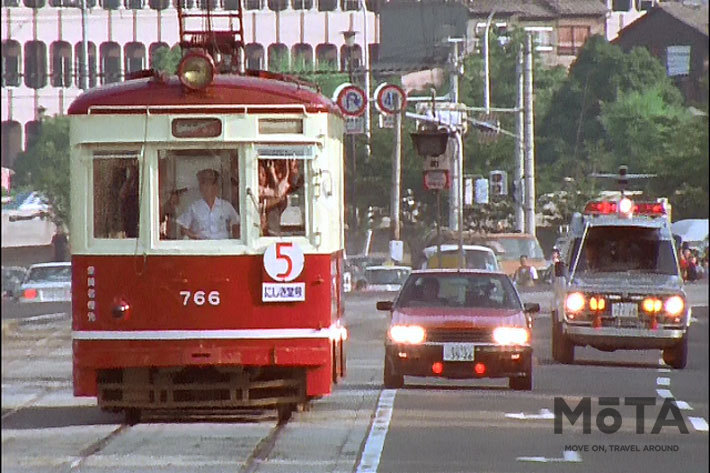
[583,200,666,217]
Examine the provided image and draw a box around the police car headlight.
[389,325,426,344]
[664,296,684,316]
[493,327,529,345]
[565,292,585,313]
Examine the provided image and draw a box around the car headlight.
[565,292,585,313]
[389,325,426,344]
[492,327,529,345]
[664,296,684,316]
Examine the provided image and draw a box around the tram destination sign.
[172,118,222,138]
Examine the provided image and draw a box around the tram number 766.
[179,290,221,306]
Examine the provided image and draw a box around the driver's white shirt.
[177,197,239,239]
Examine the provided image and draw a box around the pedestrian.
[513,255,538,287]
[51,225,69,262]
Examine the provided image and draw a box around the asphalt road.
[1,283,707,472]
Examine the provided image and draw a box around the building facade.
[1,0,378,167]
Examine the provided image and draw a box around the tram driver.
[176,169,240,240]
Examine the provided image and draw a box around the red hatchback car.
[377,270,539,390]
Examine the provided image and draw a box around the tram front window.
[158,149,240,240]
[93,152,139,239]
[258,158,305,237]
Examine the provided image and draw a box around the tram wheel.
[124,408,142,426]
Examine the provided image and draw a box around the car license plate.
[443,343,475,362]
[612,302,638,318]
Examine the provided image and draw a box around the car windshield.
[365,268,411,285]
[25,266,71,284]
[490,237,545,260]
[574,226,678,275]
[397,273,522,309]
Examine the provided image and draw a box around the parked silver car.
[18,262,72,303]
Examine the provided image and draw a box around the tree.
[12,116,71,226]
[150,45,182,74]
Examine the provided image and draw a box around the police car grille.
[426,329,493,343]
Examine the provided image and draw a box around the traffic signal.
[489,170,508,196]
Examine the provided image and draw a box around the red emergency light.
[583,200,666,217]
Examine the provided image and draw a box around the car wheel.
[662,334,688,369]
[509,372,532,391]
[383,358,404,389]
[551,313,574,364]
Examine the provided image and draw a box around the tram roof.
[68,74,341,116]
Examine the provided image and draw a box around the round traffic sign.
[336,85,367,117]
[264,242,305,282]
[375,83,406,114]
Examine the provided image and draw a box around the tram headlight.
[178,52,215,90]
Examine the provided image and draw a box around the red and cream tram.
[68,35,347,421]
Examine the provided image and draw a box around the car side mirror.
[376,301,393,311]
[554,261,566,278]
[523,302,540,313]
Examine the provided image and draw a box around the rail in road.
[2,284,708,472]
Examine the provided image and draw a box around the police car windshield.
[397,273,522,309]
[575,226,677,275]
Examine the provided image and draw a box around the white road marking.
[656,377,670,386]
[355,389,396,473]
[673,400,692,411]
[505,408,555,420]
[657,368,671,373]
[688,417,709,432]
[656,389,673,399]
[517,450,582,463]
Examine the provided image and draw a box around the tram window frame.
[92,151,141,240]
[256,145,313,239]
[157,147,242,242]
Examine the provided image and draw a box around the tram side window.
[159,149,240,240]
[258,158,306,237]
[93,154,139,239]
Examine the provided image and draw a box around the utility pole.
[391,102,402,240]
[515,46,524,232]
[524,33,536,236]
[80,0,89,90]
[483,10,495,114]
[361,0,371,156]
[447,37,463,233]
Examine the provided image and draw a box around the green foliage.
[12,116,71,225]
[151,45,182,74]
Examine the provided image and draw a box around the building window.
[612,0,631,12]
[74,42,97,88]
[2,40,21,87]
[292,0,311,9]
[340,0,357,11]
[50,41,72,87]
[244,0,262,9]
[340,44,361,71]
[173,0,194,8]
[315,43,337,68]
[124,0,143,8]
[50,0,78,6]
[245,43,265,70]
[557,26,590,56]
[3,0,21,6]
[637,0,654,11]
[100,42,121,84]
[149,42,169,68]
[268,43,288,71]
[317,0,335,11]
[25,121,42,150]
[291,43,313,70]
[268,0,287,10]
[102,0,119,8]
[197,0,216,9]
[1,121,22,169]
[223,0,238,9]
[524,27,553,53]
[257,155,306,237]
[93,152,140,239]
[124,42,146,75]
[24,41,47,89]
[149,0,168,8]
[23,0,46,7]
